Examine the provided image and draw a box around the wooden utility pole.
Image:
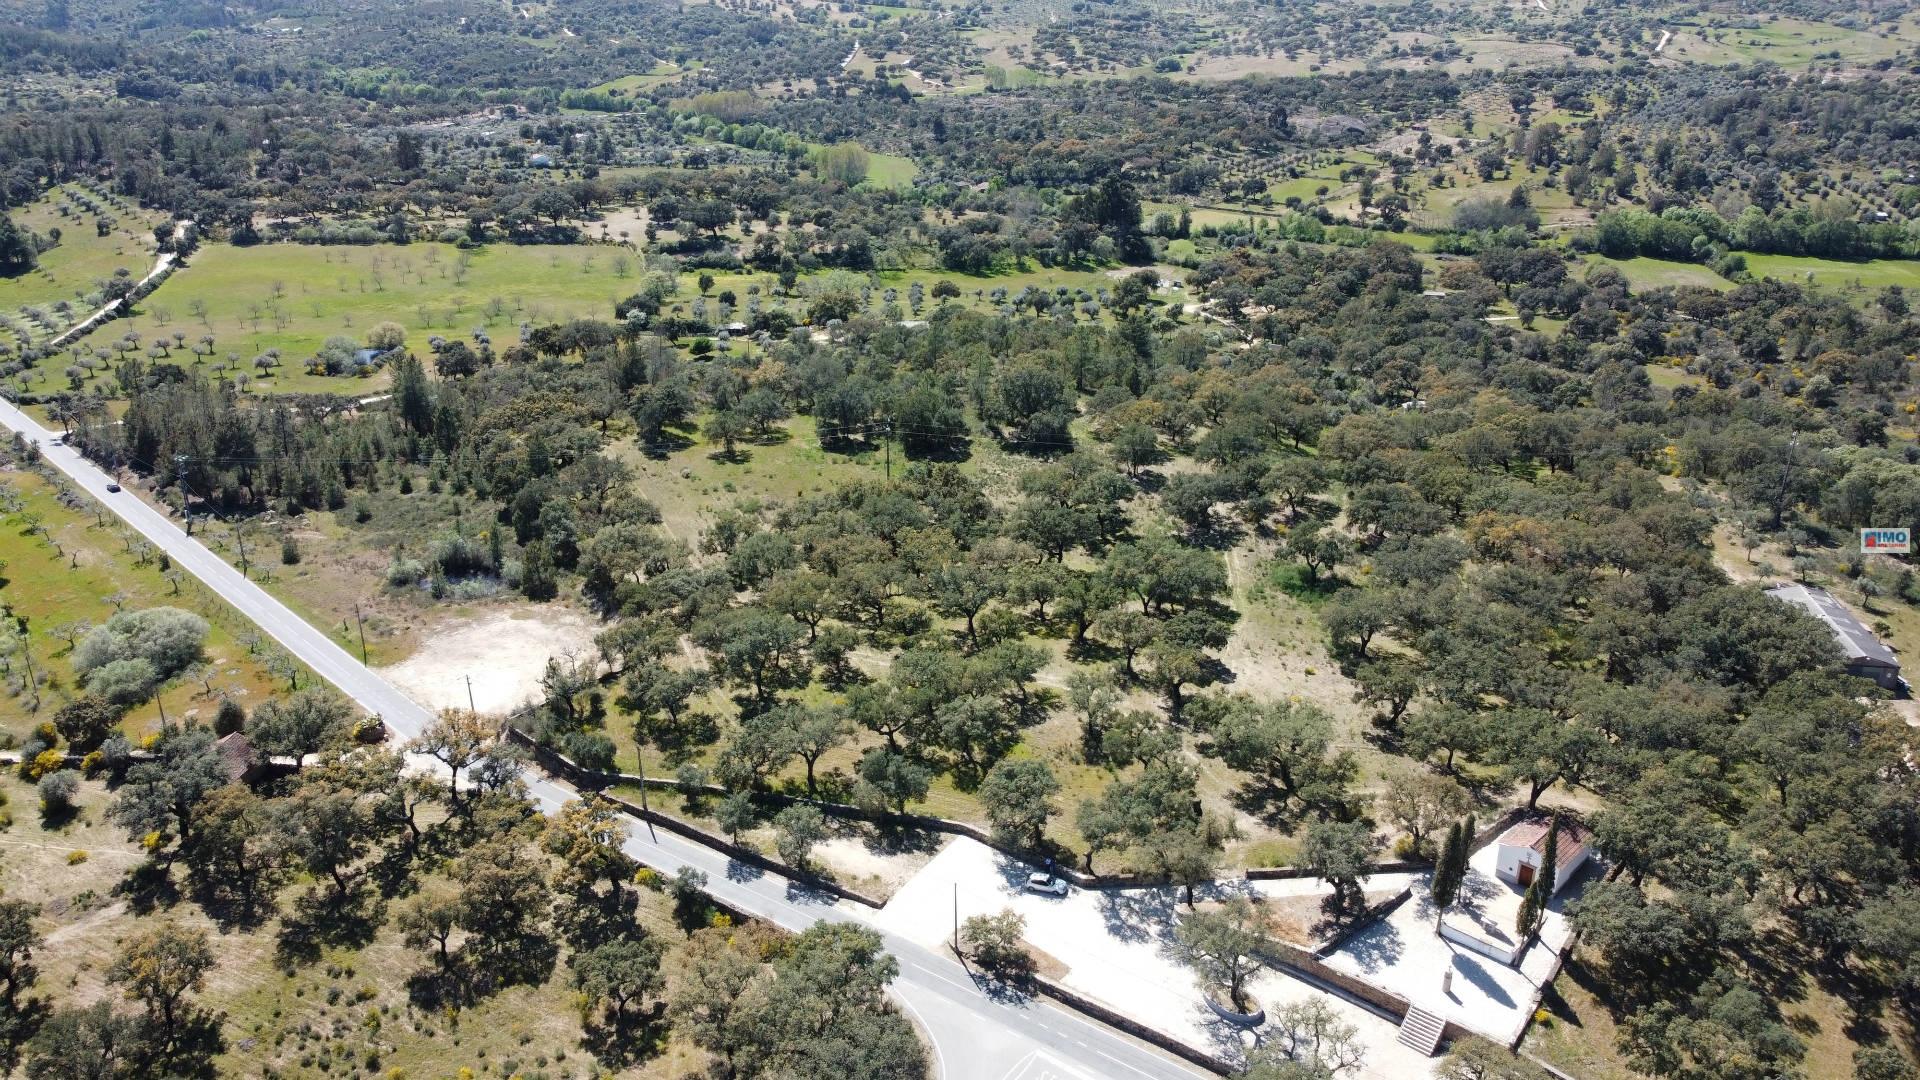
[636,751,657,841]
[353,603,369,664]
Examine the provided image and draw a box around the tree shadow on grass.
[1225,782,1312,833]
[1064,637,1121,666]
[635,432,695,461]
[36,800,80,831]
[863,823,942,858]
[1743,924,1813,1008]
[275,886,386,967]
[188,872,284,933]
[1537,976,1583,1030]
[467,936,560,997]
[367,845,421,900]
[153,1008,227,1080]
[1564,952,1637,1022]
[1130,469,1169,496]
[581,1004,670,1071]
[115,857,181,916]
[1180,520,1244,553]
[404,964,468,1014]
[1268,564,1349,607]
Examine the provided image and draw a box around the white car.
[1025,872,1069,896]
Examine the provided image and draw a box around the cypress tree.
[1516,814,1558,941]
[1430,819,1465,931]
[1537,814,1560,898]
[1515,882,1539,942]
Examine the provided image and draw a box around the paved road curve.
[0,398,1210,1080]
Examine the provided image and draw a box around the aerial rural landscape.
[3,0,1920,1078]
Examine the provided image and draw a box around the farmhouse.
[1493,817,1593,896]
[1765,582,1903,691]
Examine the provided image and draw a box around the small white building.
[1493,818,1592,896]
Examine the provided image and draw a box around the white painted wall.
[1496,842,1590,895]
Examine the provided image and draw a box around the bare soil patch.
[379,606,600,715]
[810,831,949,901]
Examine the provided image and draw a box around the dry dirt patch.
[811,832,949,901]
[378,606,599,715]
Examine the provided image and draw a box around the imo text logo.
[1862,528,1912,554]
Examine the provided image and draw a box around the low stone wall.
[507,727,1491,897]
[1022,972,1239,1077]
[502,726,1161,886]
[1260,939,1412,1023]
[566,741,1250,1076]
[1246,859,1425,882]
[597,790,888,910]
[1439,918,1523,967]
[1313,885,1414,957]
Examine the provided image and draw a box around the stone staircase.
[1396,1005,1447,1056]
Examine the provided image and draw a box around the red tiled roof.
[1500,818,1591,864]
[216,732,258,783]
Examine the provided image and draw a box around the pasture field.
[586,58,702,95]
[801,140,920,189]
[1659,16,1920,68]
[26,243,1188,403]
[25,242,641,398]
[1411,164,1592,230]
[651,260,1189,330]
[1743,253,1920,293]
[0,185,167,350]
[1584,255,1731,292]
[0,468,292,744]
[860,146,921,188]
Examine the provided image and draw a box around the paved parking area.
[876,838,1440,1080]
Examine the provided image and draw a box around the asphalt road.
[0,398,1211,1080]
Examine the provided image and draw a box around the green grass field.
[0,185,167,349]
[587,59,702,95]
[1415,162,1590,230]
[28,243,1181,402]
[656,261,1184,329]
[861,147,920,189]
[802,141,919,190]
[1743,253,1920,293]
[29,242,641,398]
[0,468,292,744]
[1585,255,1732,292]
[1662,16,1920,68]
